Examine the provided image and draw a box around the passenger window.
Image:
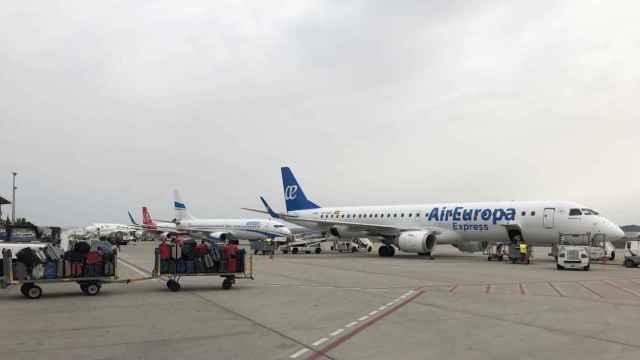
[531,211,536,216]
[408,213,412,217]
[569,209,582,216]
[416,213,420,217]
[521,211,526,216]
[401,213,404,217]
[387,214,391,217]
[393,214,397,217]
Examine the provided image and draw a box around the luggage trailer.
[152,248,254,292]
[1,249,150,299]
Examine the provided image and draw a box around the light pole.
[11,172,17,224]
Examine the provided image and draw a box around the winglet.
[128,211,137,225]
[260,196,280,219]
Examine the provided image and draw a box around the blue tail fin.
[281,167,320,212]
[128,211,137,225]
[260,197,280,218]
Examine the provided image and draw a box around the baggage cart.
[1,249,148,299]
[484,242,509,261]
[152,248,253,292]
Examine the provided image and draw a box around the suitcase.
[57,260,64,278]
[85,251,103,265]
[181,244,195,260]
[84,264,96,277]
[177,260,186,273]
[104,262,114,276]
[44,244,61,261]
[32,264,45,279]
[171,245,182,260]
[167,260,177,274]
[74,241,91,254]
[13,262,28,281]
[71,262,83,277]
[203,254,214,269]
[160,260,169,274]
[210,247,221,262]
[44,262,57,279]
[95,263,104,277]
[16,248,40,267]
[195,258,205,273]
[35,249,48,264]
[185,260,195,273]
[219,259,227,273]
[237,249,245,273]
[64,260,72,277]
[159,243,171,260]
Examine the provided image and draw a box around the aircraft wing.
[242,207,417,237]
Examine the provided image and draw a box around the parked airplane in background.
[128,207,178,239]
[84,222,137,235]
[245,167,625,258]
[174,190,292,241]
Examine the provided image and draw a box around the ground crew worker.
[265,238,274,259]
[519,240,528,263]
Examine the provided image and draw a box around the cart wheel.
[292,248,299,254]
[351,247,357,253]
[498,256,503,261]
[222,277,233,290]
[25,285,42,299]
[487,256,492,261]
[556,264,564,270]
[20,283,31,296]
[624,259,633,268]
[583,264,590,271]
[282,250,289,254]
[254,250,258,255]
[315,247,322,254]
[80,284,88,293]
[167,279,181,292]
[84,283,101,296]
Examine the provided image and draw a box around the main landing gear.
[378,245,396,257]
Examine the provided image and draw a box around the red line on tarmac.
[307,289,425,360]
[519,283,527,296]
[449,285,458,293]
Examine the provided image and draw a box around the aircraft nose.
[606,221,625,240]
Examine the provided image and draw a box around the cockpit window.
[581,208,599,215]
[569,209,582,216]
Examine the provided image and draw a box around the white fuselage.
[85,223,136,235]
[177,218,292,240]
[286,201,624,248]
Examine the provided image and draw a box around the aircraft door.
[543,208,555,229]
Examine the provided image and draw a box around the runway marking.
[378,306,387,311]
[329,329,344,337]
[485,284,492,294]
[368,310,379,316]
[358,315,370,321]
[117,257,156,280]
[345,321,358,328]
[289,348,310,358]
[307,288,425,360]
[449,285,458,293]
[519,283,528,296]
[578,282,603,298]
[548,282,565,297]
[604,280,640,298]
[312,338,328,346]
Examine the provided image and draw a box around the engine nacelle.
[395,231,437,253]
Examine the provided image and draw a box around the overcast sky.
[0,1,638,227]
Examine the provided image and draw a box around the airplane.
[128,207,179,240]
[244,166,625,258]
[173,190,292,241]
[84,223,137,235]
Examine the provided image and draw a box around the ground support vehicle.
[549,235,615,262]
[556,233,591,271]
[623,240,640,268]
[1,249,146,299]
[330,238,373,253]
[152,248,253,291]
[484,242,509,261]
[281,241,322,254]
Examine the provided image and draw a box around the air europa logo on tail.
[427,206,516,224]
[285,185,298,200]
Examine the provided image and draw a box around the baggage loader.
[1,249,150,299]
[152,247,254,292]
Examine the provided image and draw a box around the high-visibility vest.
[519,243,528,253]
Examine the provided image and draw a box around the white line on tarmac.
[358,315,369,321]
[312,338,328,346]
[378,306,387,311]
[346,321,358,328]
[386,302,395,307]
[368,310,379,316]
[118,258,155,279]
[289,348,310,358]
[330,329,345,336]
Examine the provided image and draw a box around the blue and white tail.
[281,167,320,212]
[174,189,195,221]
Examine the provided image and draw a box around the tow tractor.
[623,240,640,268]
[549,234,615,262]
[556,233,591,271]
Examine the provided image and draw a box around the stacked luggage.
[11,242,116,281]
[158,240,247,275]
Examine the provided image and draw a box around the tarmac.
[2,242,640,360]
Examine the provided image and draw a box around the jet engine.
[394,231,437,253]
